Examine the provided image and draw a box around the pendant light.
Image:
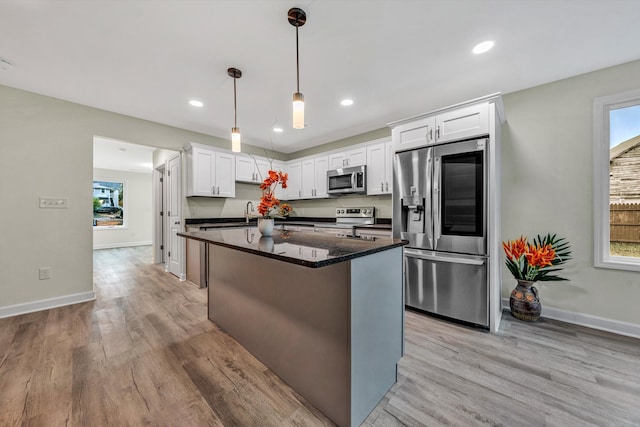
[288,8,306,129]
[228,67,242,152]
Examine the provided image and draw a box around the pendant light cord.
[233,77,237,127]
[296,26,300,93]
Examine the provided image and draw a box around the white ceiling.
[2,1,640,154]
[93,136,155,174]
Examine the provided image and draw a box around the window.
[593,89,640,271]
[93,180,125,228]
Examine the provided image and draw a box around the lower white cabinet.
[184,142,236,197]
[366,138,393,195]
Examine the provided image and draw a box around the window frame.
[593,88,640,272]
[93,178,128,230]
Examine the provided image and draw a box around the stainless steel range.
[313,207,375,237]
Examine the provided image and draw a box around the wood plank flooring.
[1,245,639,426]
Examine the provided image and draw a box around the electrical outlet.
[40,197,68,209]
[39,267,51,280]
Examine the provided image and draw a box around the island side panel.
[349,246,404,427]
[207,244,351,427]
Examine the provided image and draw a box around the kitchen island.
[178,227,405,427]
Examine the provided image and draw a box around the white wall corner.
[501,298,640,340]
[0,291,96,319]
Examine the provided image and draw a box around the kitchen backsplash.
[185,183,392,219]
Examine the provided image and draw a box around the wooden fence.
[610,203,640,243]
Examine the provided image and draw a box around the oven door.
[433,138,487,255]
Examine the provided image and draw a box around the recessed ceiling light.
[189,99,204,107]
[341,99,354,106]
[472,41,494,55]
[273,127,284,133]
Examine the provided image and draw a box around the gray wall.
[2,57,640,326]
[500,59,640,324]
[0,84,272,310]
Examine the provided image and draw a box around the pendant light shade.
[288,8,306,129]
[228,67,242,152]
[292,92,304,129]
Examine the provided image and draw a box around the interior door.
[167,154,181,277]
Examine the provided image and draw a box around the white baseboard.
[93,241,152,250]
[501,298,640,340]
[0,291,96,319]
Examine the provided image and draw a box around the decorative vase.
[510,279,541,322]
[257,218,275,236]
[258,236,274,253]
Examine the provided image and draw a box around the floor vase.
[510,279,541,321]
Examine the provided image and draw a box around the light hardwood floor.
[1,246,638,426]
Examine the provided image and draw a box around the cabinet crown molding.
[387,92,505,129]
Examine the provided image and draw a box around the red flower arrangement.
[257,170,288,218]
[503,234,571,282]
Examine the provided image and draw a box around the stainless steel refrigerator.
[393,138,489,328]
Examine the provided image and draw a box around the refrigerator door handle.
[433,156,441,246]
[404,249,485,266]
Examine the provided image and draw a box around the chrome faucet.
[245,201,255,223]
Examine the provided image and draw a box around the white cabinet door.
[271,160,285,200]
[366,142,387,195]
[235,155,255,183]
[255,157,271,182]
[346,147,366,167]
[384,140,393,194]
[191,147,215,196]
[301,158,315,198]
[435,103,489,143]
[392,116,436,151]
[328,152,346,169]
[214,152,236,197]
[314,155,329,198]
[366,139,393,195]
[328,147,366,168]
[285,161,302,200]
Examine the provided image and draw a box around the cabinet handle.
[385,182,389,192]
[381,182,384,191]
[299,190,301,197]
[436,126,441,140]
[211,186,215,195]
[428,127,433,142]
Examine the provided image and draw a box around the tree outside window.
[93,180,125,227]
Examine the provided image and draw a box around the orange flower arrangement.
[257,170,288,218]
[503,234,571,282]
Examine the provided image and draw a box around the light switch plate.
[40,197,68,209]
[39,267,51,280]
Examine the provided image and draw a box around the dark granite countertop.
[178,227,406,268]
[185,217,391,231]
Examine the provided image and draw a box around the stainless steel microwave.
[327,165,366,195]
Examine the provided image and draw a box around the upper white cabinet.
[184,142,236,197]
[236,154,275,184]
[328,147,366,169]
[301,155,329,199]
[366,138,393,195]
[284,161,302,200]
[390,102,489,151]
[436,103,489,143]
